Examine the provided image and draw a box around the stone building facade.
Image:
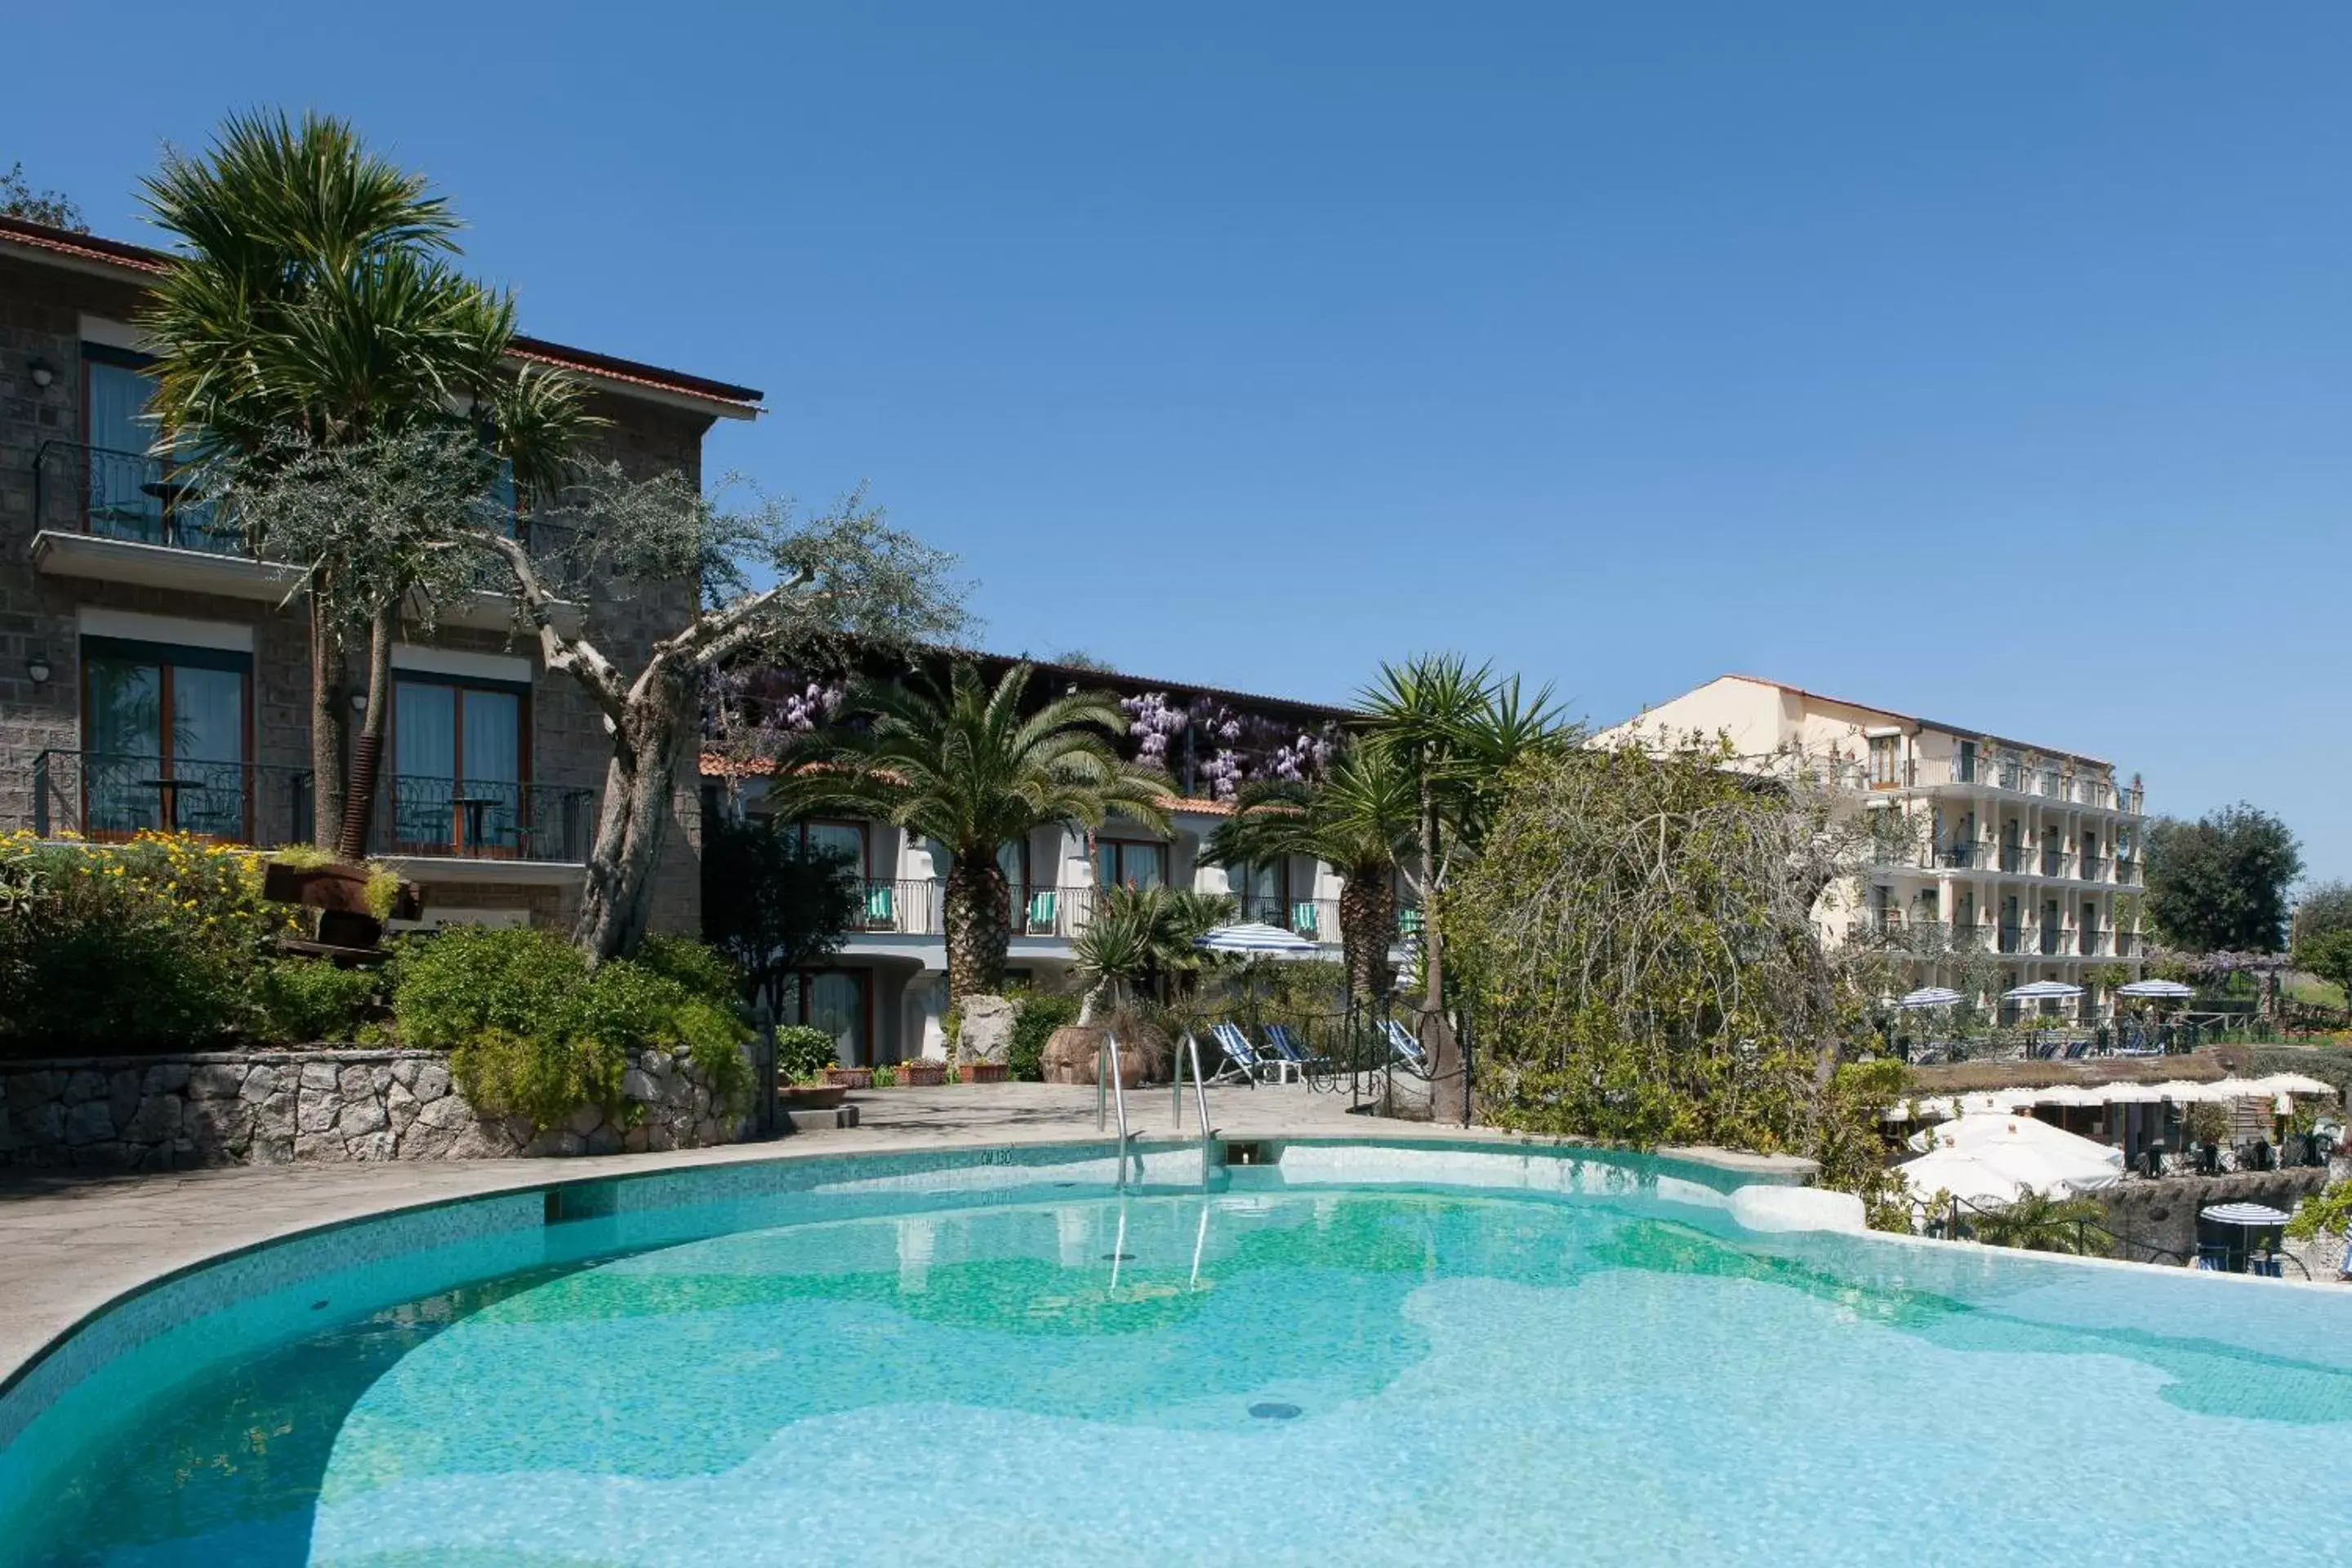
[0,214,762,936]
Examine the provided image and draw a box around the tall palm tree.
[1358,657,1574,1120]
[1205,746,1420,1005]
[773,662,1173,1000]
[139,110,593,855]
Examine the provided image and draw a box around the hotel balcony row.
[1869,840,2144,885]
[1842,915,2149,960]
[839,880,1417,951]
[7,750,592,871]
[1854,751,2144,814]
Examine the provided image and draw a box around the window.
[82,345,162,544]
[795,819,871,878]
[1868,734,1900,786]
[1096,840,1166,890]
[779,969,871,1067]
[1228,860,1285,919]
[81,637,251,840]
[392,675,528,854]
[1956,740,1977,783]
[997,840,1030,898]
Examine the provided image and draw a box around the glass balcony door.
[81,637,250,839]
[392,677,527,854]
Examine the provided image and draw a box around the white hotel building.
[1604,675,2150,1022]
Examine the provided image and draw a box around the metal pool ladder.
[1095,1029,1133,1187]
[1173,1031,1213,1189]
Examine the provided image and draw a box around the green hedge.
[393,928,751,1131]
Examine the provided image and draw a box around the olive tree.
[474,470,962,963]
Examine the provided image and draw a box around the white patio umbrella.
[1913,1095,1957,1120]
[2115,978,2194,999]
[1192,921,1321,957]
[2034,1085,2101,1107]
[2098,1081,2165,1104]
[2244,1072,2337,1098]
[2004,980,2086,1000]
[2201,1201,2291,1227]
[1894,987,1965,1010]
[2203,1076,2265,1100]
[1896,1147,2034,1208]
[1909,1111,2126,1177]
[1958,1089,2031,1116]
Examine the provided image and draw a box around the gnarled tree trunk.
[574,662,697,964]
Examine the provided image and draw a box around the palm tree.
[1358,657,1570,1120]
[1206,746,1419,1005]
[773,662,1173,1001]
[1967,1189,2111,1255]
[138,110,593,855]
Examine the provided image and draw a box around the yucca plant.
[139,110,595,857]
[773,662,1172,1000]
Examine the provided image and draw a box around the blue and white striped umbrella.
[1894,987,1964,1010]
[2116,978,2194,998]
[1193,921,1321,957]
[2004,980,2085,1000]
[2201,1202,2291,1227]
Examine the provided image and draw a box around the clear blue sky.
[11,3,2349,877]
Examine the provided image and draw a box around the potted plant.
[777,1025,853,1106]
[962,1060,1008,1084]
[822,1063,875,1089]
[898,1058,947,1087]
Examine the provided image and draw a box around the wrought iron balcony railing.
[23,751,590,862]
[32,441,247,557]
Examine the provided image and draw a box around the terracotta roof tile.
[0,214,762,415]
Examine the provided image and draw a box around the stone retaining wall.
[2091,1167,2332,1263]
[0,1047,751,1169]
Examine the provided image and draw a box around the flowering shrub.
[0,831,304,1054]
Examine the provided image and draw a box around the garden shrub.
[255,959,381,1045]
[0,832,297,1054]
[392,926,752,1131]
[1008,991,1081,1081]
[774,1024,840,1083]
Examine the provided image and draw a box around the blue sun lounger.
[1262,1023,1319,1084]
[1382,1018,1431,1077]
[1208,1022,1269,1087]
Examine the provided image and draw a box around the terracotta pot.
[780,1083,849,1110]
[823,1066,875,1090]
[960,1062,1009,1085]
[898,1061,947,1087]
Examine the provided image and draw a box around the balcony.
[2039,926,2066,956]
[1935,842,1984,869]
[2114,931,2142,956]
[33,440,246,556]
[2077,927,2107,957]
[1998,924,2025,954]
[24,751,590,864]
[2039,849,2072,877]
[1233,893,1346,943]
[2078,854,2109,882]
[2115,859,2142,886]
[1999,846,2031,873]
[26,441,585,635]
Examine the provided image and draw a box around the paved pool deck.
[0,1081,1810,1396]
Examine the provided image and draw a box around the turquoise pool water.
[5,1157,2351,1565]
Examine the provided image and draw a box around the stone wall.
[2090,1168,2332,1263]
[0,1045,751,1169]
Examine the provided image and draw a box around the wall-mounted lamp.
[26,655,52,685]
[27,357,54,391]
[349,690,368,715]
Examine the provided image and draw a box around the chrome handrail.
[1176,1031,1214,1188]
[1097,1029,1132,1187]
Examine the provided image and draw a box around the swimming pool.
[3,1138,2348,1566]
